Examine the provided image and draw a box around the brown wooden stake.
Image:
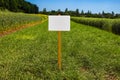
[58,31,61,70]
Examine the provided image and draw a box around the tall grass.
[71,17,120,35]
[0,11,46,32]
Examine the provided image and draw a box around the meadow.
[0,12,120,79]
[71,17,120,35]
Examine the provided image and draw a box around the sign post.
[49,15,70,70]
[58,31,61,70]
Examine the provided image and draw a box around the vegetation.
[71,17,120,35]
[0,11,46,33]
[0,0,120,79]
[0,21,120,80]
[40,8,120,18]
[0,0,38,13]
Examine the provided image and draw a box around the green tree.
[57,9,61,14]
[0,0,5,10]
[112,11,114,18]
[64,8,69,15]
[65,8,68,13]
[75,9,79,16]
[9,0,18,12]
[81,10,84,15]
[102,11,105,17]
[43,8,47,14]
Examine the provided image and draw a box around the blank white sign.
[49,15,70,31]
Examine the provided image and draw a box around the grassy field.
[0,19,120,80]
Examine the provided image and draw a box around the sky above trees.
[26,0,120,13]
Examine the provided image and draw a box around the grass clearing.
[0,20,120,80]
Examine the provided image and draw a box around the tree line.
[0,0,38,13]
[40,8,120,18]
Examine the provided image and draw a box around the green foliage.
[112,21,120,35]
[71,17,120,35]
[41,8,120,18]
[0,0,38,13]
[75,9,79,16]
[0,11,46,32]
[0,20,120,79]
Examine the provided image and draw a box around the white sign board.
[49,15,70,31]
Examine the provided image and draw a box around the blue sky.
[26,0,120,13]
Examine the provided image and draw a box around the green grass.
[0,21,120,80]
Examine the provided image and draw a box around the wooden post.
[58,31,61,70]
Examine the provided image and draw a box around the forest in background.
[40,8,120,18]
[0,0,38,13]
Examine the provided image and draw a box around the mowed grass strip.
[0,21,120,80]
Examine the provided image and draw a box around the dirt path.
[0,20,46,37]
